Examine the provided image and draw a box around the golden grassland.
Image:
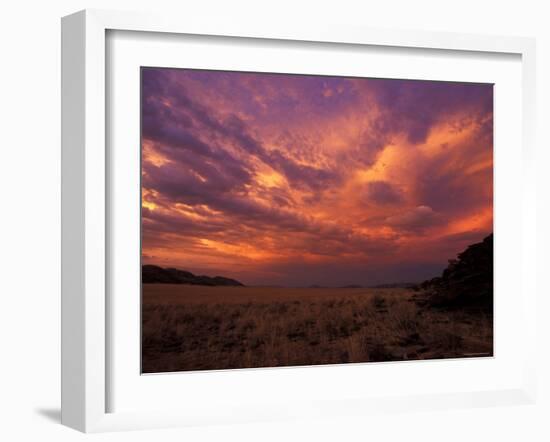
[142,284,493,373]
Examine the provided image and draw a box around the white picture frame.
[61,9,537,433]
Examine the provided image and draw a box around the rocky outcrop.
[416,234,493,311]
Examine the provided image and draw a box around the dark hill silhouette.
[415,233,493,311]
[142,265,244,286]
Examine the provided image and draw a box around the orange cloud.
[141,68,493,286]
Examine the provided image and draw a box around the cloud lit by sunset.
[141,68,493,287]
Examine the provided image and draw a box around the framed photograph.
[61,9,537,432]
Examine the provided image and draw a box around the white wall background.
[0,1,548,440]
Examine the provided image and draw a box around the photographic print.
[141,67,493,373]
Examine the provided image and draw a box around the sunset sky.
[141,68,493,287]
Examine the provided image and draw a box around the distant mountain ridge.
[142,265,244,286]
[369,282,417,289]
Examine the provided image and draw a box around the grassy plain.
[142,284,493,373]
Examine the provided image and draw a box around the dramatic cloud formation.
[141,68,493,286]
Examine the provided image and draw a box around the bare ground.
[142,284,493,373]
